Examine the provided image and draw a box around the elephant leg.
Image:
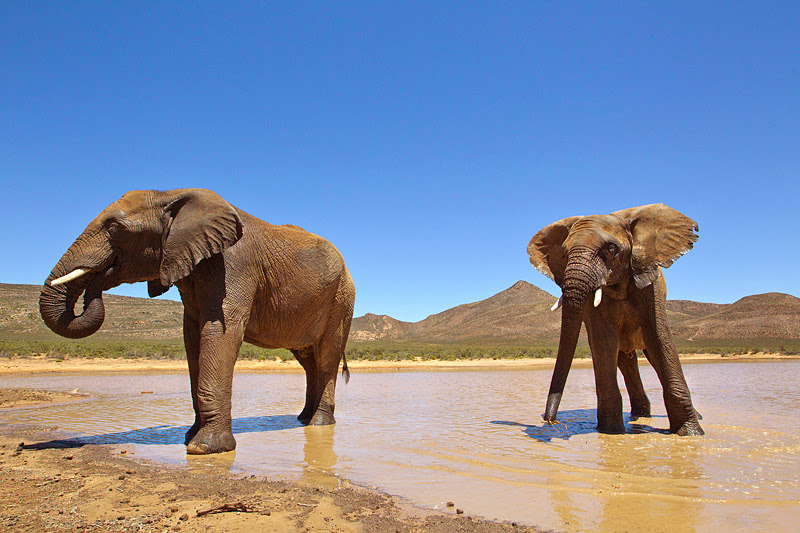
[640,284,704,436]
[183,313,202,445]
[617,350,651,418]
[294,348,317,424]
[185,319,244,454]
[585,314,625,434]
[305,327,347,426]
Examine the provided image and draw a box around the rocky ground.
[0,389,541,532]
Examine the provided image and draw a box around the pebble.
[179,513,189,521]
[446,501,455,507]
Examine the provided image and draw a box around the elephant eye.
[106,219,129,240]
[601,243,619,262]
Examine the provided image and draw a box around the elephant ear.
[159,189,243,287]
[612,203,699,289]
[527,216,581,287]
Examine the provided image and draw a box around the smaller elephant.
[40,189,355,454]
[528,203,703,436]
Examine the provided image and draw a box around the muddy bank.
[1,352,796,375]
[0,389,537,532]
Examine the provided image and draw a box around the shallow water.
[2,360,799,531]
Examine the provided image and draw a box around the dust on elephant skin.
[40,188,355,454]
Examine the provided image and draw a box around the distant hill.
[0,283,183,341]
[1,282,798,350]
[353,281,561,342]
[349,282,800,345]
[669,293,800,341]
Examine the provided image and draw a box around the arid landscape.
[2,281,799,360]
[2,282,799,530]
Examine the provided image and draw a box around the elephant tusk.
[50,268,90,286]
[593,288,603,307]
[551,297,563,311]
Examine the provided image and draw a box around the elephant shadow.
[23,414,303,450]
[492,409,669,442]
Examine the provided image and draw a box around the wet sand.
[0,352,795,375]
[2,354,798,531]
[0,388,534,532]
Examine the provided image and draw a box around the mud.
[0,398,536,532]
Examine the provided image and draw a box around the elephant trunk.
[544,249,603,423]
[39,239,108,339]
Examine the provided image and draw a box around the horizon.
[4,278,795,326]
[2,4,798,322]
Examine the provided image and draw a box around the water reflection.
[300,425,339,488]
[186,449,237,474]
[2,361,800,532]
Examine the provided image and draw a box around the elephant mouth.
[48,257,122,290]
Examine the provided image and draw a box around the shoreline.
[0,352,797,375]
[0,396,534,532]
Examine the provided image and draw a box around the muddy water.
[2,360,799,531]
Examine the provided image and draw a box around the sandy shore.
[0,389,536,532]
[0,352,796,375]
[2,356,797,530]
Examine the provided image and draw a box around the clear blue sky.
[1,3,798,322]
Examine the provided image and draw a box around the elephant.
[527,203,703,436]
[39,188,355,454]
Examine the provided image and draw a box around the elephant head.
[528,203,698,423]
[39,189,243,339]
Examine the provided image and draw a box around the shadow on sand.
[492,409,670,442]
[23,414,303,450]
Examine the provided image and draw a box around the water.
[2,360,799,531]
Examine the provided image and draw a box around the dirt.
[0,389,540,532]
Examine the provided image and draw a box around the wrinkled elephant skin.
[528,203,704,436]
[40,189,355,454]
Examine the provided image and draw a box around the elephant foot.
[184,422,201,445]
[297,407,313,425]
[186,426,236,455]
[597,415,625,434]
[303,405,335,426]
[674,419,704,436]
[630,404,651,419]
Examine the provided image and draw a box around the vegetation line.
[1,338,798,361]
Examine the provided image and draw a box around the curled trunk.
[39,239,108,339]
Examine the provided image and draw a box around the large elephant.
[40,188,355,454]
[527,203,703,436]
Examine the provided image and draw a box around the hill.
[0,283,184,341]
[1,283,799,355]
[348,283,800,348]
[669,292,800,341]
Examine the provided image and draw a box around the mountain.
[349,283,800,344]
[1,282,798,346]
[669,293,800,341]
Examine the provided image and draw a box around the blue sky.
[1,2,798,322]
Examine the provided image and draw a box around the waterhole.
[2,360,798,531]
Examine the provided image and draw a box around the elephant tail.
[341,354,350,384]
